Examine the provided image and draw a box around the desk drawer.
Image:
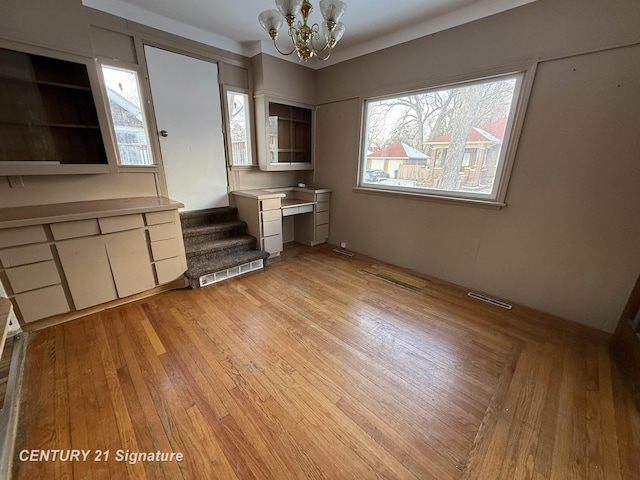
[316,201,330,213]
[263,234,283,254]
[262,219,282,237]
[298,204,313,214]
[260,198,281,211]
[316,193,330,202]
[6,260,61,293]
[281,207,298,217]
[316,211,330,225]
[0,244,52,268]
[316,224,329,241]
[261,209,281,222]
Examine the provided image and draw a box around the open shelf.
[0,47,109,174]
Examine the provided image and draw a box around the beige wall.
[314,0,640,332]
[0,0,296,208]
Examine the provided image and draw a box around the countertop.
[0,196,184,229]
[231,186,331,200]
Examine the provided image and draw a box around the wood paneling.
[14,244,640,479]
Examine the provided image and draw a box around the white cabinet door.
[145,46,229,211]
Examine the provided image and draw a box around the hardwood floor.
[13,244,640,479]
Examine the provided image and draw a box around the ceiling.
[83,0,536,68]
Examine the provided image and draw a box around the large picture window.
[360,72,527,203]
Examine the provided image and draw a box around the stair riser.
[183,225,247,243]
[180,208,238,228]
[187,242,258,264]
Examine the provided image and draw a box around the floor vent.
[467,292,513,310]
[199,259,264,287]
[332,248,355,257]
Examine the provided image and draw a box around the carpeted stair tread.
[185,235,257,257]
[179,206,269,288]
[184,249,269,280]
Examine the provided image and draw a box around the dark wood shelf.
[0,47,108,170]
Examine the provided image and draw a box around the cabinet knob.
[159,130,169,137]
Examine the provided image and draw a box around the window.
[226,90,253,166]
[360,72,527,203]
[101,65,155,166]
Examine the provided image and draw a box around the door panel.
[144,46,229,211]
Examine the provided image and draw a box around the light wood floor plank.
[12,243,640,479]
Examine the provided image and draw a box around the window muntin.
[227,91,253,166]
[101,65,155,166]
[360,73,524,202]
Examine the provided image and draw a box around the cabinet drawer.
[151,237,181,261]
[99,214,144,233]
[154,256,187,285]
[14,285,70,323]
[262,219,282,237]
[145,210,176,225]
[316,201,330,213]
[263,234,283,255]
[0,225,47,248]
[148,223,178,242]
[261,209,281,222]
[0,244,52,268]
[316,224,329,241]
[316,211,330,225]
[5,260,61,293]
[260,198,281,211]
[50,219,100,240]
[316,193,330,202]
[281,206,298,217]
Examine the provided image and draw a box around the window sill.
[353,186,506,209]
[230,164,259,171]
[117,165,159,173]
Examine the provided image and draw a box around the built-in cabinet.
[231,187,330,257]
[0,45,113,176]
[255,95,314,171]
[0,197,187,324]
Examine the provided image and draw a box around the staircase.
[180,207,269,289]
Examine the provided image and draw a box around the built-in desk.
[231,187,331,257]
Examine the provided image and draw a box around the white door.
[144,46,228,211]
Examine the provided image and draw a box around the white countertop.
[231,186,331,200]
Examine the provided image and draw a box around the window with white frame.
[226,90,253,166]
[101,64,155,166]
[360,72,527,203]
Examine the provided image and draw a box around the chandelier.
[258,0,347,62]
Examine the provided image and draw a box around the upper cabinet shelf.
[0,46,114,175]
[255,95,314,171]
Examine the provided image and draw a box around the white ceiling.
[84,0,536,67]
